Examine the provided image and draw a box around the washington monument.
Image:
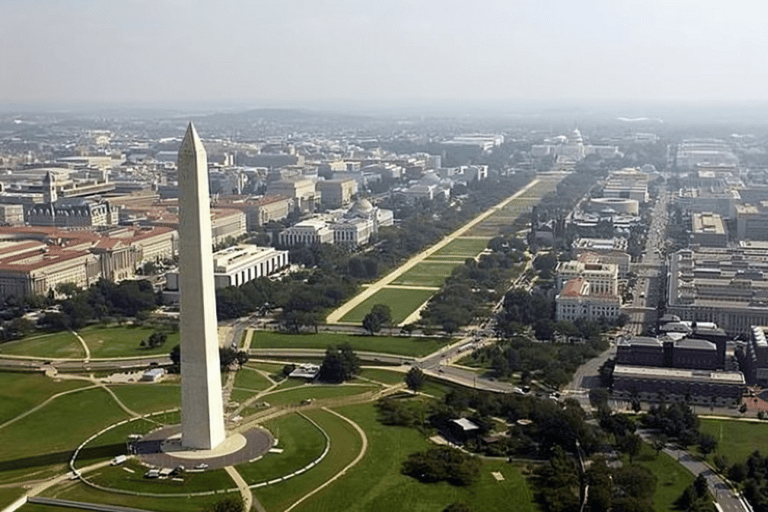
[177,123,226,450]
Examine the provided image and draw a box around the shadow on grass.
[0,443,125,473]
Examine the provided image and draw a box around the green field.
[0,331,84,359]
[255,408,364,512]
[85,459,234,495]
[700,418,768,464]
[429,237,490,258]
[357,368,406,386]
[234,366,273,392]
[0,487,25,509]
[261,384,379,407]
[631,443,695,512]
[0,373,90,425]
[339,288,436,324]
[0,387,128,485]
[249,330,448,357]
[80,325,180,358]
[391,261,462,287]
[37,479,227,512]
[0,325,180,359]
[236,413,327,484]
[107,383,181,414]
[288,402,536,512]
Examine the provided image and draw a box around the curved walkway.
[283,407,369,512]
[224,467,252,512]
[0,384,98,430]
[70,330,91,361]
[326,178,542,324]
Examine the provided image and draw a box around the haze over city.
[3,0,768,112]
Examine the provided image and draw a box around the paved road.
[637,430,749,512]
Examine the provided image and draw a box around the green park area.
[236,413,327,484]
[107,383,181,414]
[427,236,490,259]
[391,261,461,287]
[700,417,768,463]
[233,366,274,393]
[255,408,364,512]
[630,443,695,512]
[0,386,128,486]
[249,330,448,357]
[80,325,179,358]
[260,384,379,407]
[339,288,435,324]
[284,402,536,512]
[0,331,84,359]
[357,368,406,385]
[0,325,179,360]
[0,372,90,425]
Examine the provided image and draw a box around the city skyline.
[3,0,768,109]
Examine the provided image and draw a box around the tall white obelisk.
[178,123,226,450]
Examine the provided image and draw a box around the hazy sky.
[2,0,767,108]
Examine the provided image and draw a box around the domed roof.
[350,198,374,214]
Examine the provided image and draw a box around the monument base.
[136,425,273,469]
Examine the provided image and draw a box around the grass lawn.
[39,478,228,512]
[357,368,406,386]
[76,417,159,469]
[247,362,286,375]
[272,378,308,391]
[0,331,84,359]
[0,372,90,425]
[79,325,180,358]
[249,331,449,357]
[430,237,490,258]
[0,387,129,485]
[85,459,233,495]
[255,408,363,512]
[0,487,25,509]
[339,288,436,324]
[700,418,768,464]
[288,402,537,512]
[231,387,261,404]
[631,443,694,511]
[419,377,461,399]
[234,367,273,392]
[107,383,181,414]
[261,384,379,407]
[391,262,461,288]
[236,413,327,484]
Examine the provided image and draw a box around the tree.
[169,344,180,363]
[401,446,481,486]
[619,433,643,463]
[652,434,668,457]
[318,343,360,383]
[443,503,472,512]
[697,433,717,455]
[141,331,168,349]
[362,303,392,335]
[203,496,244,512]
[405,367,425,391]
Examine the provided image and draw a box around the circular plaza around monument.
[137,425,273,469]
